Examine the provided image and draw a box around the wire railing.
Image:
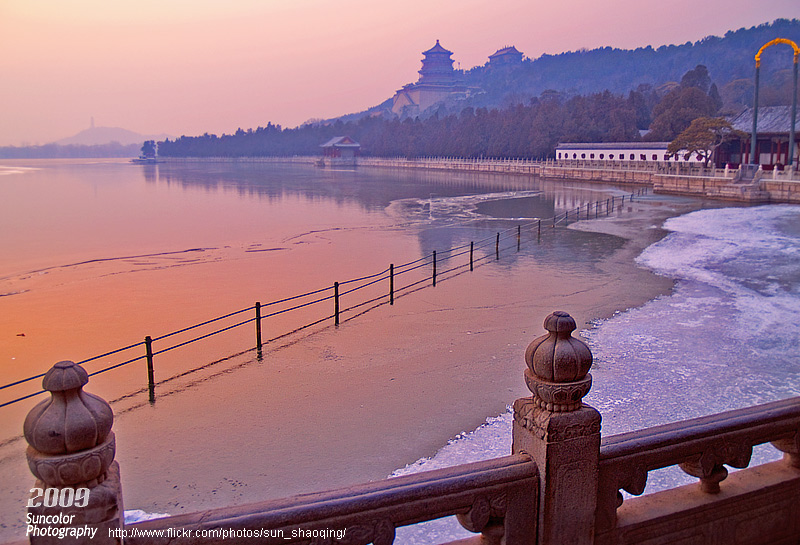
[0,189,648,409]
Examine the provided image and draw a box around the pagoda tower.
[392,40,471,116]
[417,40,457,86]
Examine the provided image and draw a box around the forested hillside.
[159,19,800,159]
[449,18,800,115]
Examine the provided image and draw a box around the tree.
[646,86,718,141]
[680,64,711,92]
[667,117,745,166]
[140,140,156,158]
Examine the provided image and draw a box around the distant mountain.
[326,18,800,124]
[55,126,172,146]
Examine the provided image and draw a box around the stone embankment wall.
[157,156,800,203]
[760,179,800,203]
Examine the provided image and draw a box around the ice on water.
[393,204,800,543]
[125,205,800,538]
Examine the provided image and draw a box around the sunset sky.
[1,0,799,146]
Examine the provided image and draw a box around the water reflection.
[148,162,629,216]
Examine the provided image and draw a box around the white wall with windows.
[555,143,705,163]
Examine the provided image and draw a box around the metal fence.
[0,189,647,409]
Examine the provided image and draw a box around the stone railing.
[127,455,538,545]
[596,398,800,543]
[17,311,800,545]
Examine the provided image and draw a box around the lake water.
[0,158,637,428]
[1,159,662,538]
[2,159,797,542]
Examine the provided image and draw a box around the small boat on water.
[131,156,158,164]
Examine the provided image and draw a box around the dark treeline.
[0,142,140,159]
[160,76,728,159]
[159,91,643,159]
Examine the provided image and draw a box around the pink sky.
[1,0,798,146]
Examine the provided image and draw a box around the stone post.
[24,361,123,545]
[512,311,601,545]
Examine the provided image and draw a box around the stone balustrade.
[127,455,538,545]
[20,312,800,545]
[596,397,800,542]
[155,156,800,202]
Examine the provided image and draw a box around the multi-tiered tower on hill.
[392,40,472,116]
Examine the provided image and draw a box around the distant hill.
[0,125,172,158]
[55,126,172,146]
[327,18,800,123]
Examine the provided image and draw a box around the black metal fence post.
[389,264,394,305]
[495,233,500,260]
[537,219,541,242]
[334,282,340,326]
[145,336,155,404]
[517,225,521,252]
[469,242,474,271]
[432,251,437,286]
[255,302,262,360]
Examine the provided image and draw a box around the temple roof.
[489,45,522,58]
[728,106,797,134]
[320,136,361,148]
[423,40,452,55]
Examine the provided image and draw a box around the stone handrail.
[19,313,800,545]
[595,396,800,533]
[125,454,538,545]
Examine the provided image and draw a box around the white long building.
[555,142,704,163]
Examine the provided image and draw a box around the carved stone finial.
[524,311,593,412]
[24,361,123,545]
[24,361,115,487]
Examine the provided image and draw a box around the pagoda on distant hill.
[417,40,457,85]
[392,40,474,116]
[489,45,524,66]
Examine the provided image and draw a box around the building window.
[652,154,657,161]
[609,154,615,160]
[600,154,604,159]
[640,154,646,161]
[573,153,577,159]
[581,153,586,159]
[558,153,562,159]
[590,153,595,159]
[630,153,635,160]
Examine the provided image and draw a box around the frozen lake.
[4,159,794,541]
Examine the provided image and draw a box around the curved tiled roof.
[423,40,452,56]
[728,106,796,134]
[489,45,522,58]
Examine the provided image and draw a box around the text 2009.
[27,488,90,508]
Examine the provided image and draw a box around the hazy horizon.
[1,0,799,147]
